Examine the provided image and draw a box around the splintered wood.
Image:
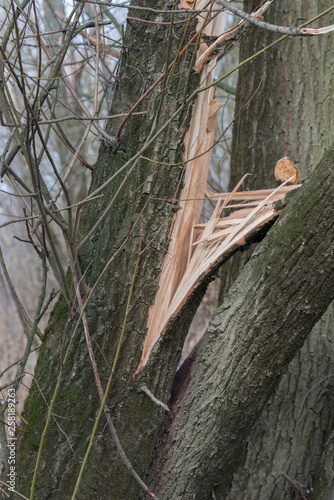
[134,1,301,374]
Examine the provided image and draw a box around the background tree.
[1,1,334,499]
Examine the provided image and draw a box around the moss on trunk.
[16,2,200,498]
[217,1,334,498]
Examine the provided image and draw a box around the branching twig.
[216,0,334,36]
[13,252,48,392]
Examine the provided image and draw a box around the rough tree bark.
[16,2,201,498]
[14,1,334,499]
[215,1,334,498]
[146,145,334,499]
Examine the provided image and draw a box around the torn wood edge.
[134,2,301,376]
[136,178,299,373]
[135,1,227,376]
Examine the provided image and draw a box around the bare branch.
[216,0,334,36]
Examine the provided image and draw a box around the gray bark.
[216,1,334,498]
[16,3,200,498]
[146,146,334,499]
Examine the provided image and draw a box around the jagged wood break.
[135,1,300,374]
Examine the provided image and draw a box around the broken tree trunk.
[137,0,279,373]
[146,145,334,499]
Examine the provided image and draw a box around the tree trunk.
[15,2,334,499]
[146,145,334,499]
[216,1,334,498]
[16,3,200,498]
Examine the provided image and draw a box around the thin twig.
[72,227,157,499]
[0,244,42,337]
[36,111,147,124]
[140,385,170,412]
[13,252,48,392]
[216,0,334,36]
[0,481,29,500]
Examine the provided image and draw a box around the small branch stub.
[274,157,300,184]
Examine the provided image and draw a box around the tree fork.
[147,146,334,499]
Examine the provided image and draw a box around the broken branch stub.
[274,157,300,184]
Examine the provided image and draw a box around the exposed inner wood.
[135,2,300,374]
[274,157,300,183]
